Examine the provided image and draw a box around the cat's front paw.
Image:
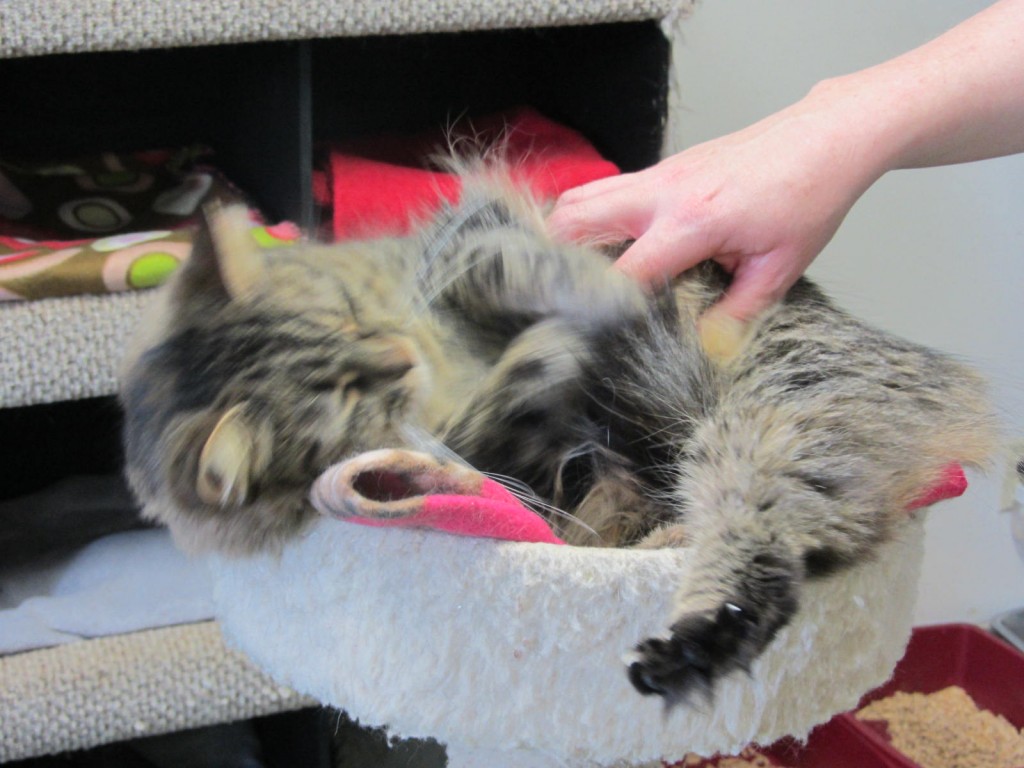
[629,546,802,705]
[628,591,796,706]
[627,602,757,705]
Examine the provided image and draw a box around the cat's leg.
[621,276,996,704]
[626,405,889,705]
[628,518,804,705]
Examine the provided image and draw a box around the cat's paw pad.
[627,602,758,705]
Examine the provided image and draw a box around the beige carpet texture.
[0,292,149,409]
[0,622,313,763]
[0,0,684,59]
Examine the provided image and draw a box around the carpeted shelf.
[0,0,684,59]
[0,291,149,410]
[0,622,313,763]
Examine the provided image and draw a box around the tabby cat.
[120,169,996,705]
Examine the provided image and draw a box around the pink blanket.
[313,450,968,545]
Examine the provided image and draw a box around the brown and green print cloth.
[0,147,295,302]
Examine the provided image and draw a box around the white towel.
[0,528,214,654]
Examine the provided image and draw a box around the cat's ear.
[179,203,267,303]
[206,203,267,300]
[196,402,272,506]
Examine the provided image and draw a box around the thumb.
[697,264,791,365]
[708,259,792,324]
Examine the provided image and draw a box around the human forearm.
[805,0,1024,176]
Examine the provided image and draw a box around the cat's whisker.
[555,442,599,465]
[396,424,597,537]
[478,470,600,539]
[397,424,474,468]
[506,494,600,539]
[476,470,535,497]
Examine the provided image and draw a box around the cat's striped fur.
[121,171,996,704]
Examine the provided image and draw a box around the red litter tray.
[836,622,1024,767]
[672,623,1024,767]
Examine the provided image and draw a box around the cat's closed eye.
[346,336,419,385]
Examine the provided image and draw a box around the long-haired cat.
[120,169,996,705]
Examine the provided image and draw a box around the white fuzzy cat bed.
[207,475,930,767]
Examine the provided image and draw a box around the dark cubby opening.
[0,42,312,224]
[0,398,124,501]
[0,20,668,227]
[311,21,670,172]
[2,707,335,768]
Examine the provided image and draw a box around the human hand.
[547,99,880,324]
[549,0,1024,326]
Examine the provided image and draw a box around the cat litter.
[669,746,784,767]
[857,685,1024,768]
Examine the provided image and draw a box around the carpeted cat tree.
[0,2,952,765]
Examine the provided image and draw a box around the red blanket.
[314,107,620,240]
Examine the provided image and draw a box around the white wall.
[669,0,1024,625]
